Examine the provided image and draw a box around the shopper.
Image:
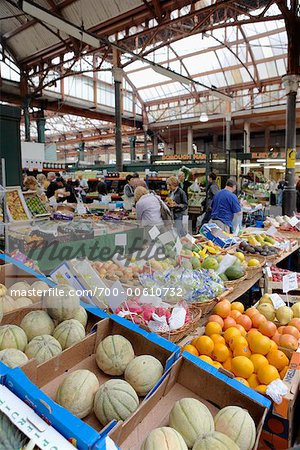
[77,172,89,202]
[97,176,108,197]
[46,176,65,199]
[134,186,164,227]
[36,173,47,194]
[277,178,287,206]
[123,175,135,210]
[178,171,191,196]
[23,176,37,191]
[167,176,188,237]
[200,172,219,226]
[47,172,56,184]
[209,178,241,232]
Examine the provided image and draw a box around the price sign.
[175,237,183,255]
[185,234,196,244]
[158,231,174,245]
[265,266,272,279]
[148,226,160,240]
[115,233,127,247]
[266,226,277,237]
[288,216,299,227]
[106,280,127,311]
[282,272,298,293]
[269,294,286,309]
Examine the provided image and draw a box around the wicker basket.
[142,305,202,343]
[224,273,247,289]
[244,255,266,280]
[191,288,233,316]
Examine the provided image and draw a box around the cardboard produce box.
[8,316,179,448]
[258,351,300,449]
[111,352,271,450]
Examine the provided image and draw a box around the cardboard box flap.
[4,368,100,450]
[0,254,54,287]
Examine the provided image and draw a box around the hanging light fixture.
[199,112,209,122]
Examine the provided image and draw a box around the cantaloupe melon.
[0,284,7,297]
[169,398,214,448]
[8,282,30,300]
[44,285,80,321]
[93,379,139,425]
[192,432,239,450]
[0,295,16,314]
[56,369,99,419]
[0,325,28,351]
[72,305,88,327]
[124,355,163,396]
[96,335,134,375]
[14,297,32,309]
[214,406,256,450]
[25,335,62,364]
[20,310,55,341]
[0,349,28,368]
[142,427,188,450]
[53,319,85,349]
[28,281,50,303]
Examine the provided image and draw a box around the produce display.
[269,265,300,284]
[238,235,280,257]
[25,194,48,216]
[6,190,30,221]
[92,261,144,284]
[142,399,256,450]
[264,215,299,231]
[182,298,298,391]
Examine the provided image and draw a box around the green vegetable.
[224,265,245,280]
[0,411,28,450]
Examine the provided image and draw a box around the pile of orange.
[182,300,296,393]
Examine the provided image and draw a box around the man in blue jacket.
[209,179,241,232]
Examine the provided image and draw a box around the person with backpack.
[167,176,188,237]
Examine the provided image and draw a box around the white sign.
[288,216,299,227]
[115,233,127,247]
[265,266,272,278]
[269,293,286,309]
[106,280,127,311]
[148,226,160,240]
[266,226,277,237]
[0,385,75,449]
[158,231,174,245]
[175,237,183,255]
[283,272,298,293]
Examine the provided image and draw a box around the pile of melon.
[0,281,50,317]
[0,285,88,368]
[182,299,298,393]
[141,398,256,450]
[54,334,164,426]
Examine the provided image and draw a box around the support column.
[36,111,46,143]
[78,142,85,161]
[187,126,193,155]
[112,65,123,172]
[264,127,270,151]
[243,121,251,174]
[23,97,31,142]
[129,136,136,161]
[143,124,149,161]
[153,134,158,156]
[225,114,231,177]
[282,74,299,215]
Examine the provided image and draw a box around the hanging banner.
[286,148,296,168]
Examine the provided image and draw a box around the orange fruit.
[269,340,278,352]
[280,366,289,380]
[234,377,250,387]
[199,355,213,365]
[234,324,246,336]
[288,318,300,331]
[224,327,241,343]
[191,337,199,347]
[246,329,261,344]
[207,314,224,328]
[279,334,298,351]
[272,331,280,345]
[229,335,248,350]
[231,302,244,314]
[247,373,259,389]
[223,357,233,372]
[257,364,280,385]
[212,361,222,369]
[249,334,271,355]
[212,343,230,362]
[182,344,199,356]
[214,300,231,318]
[252,313,267,329]
[223,317,236,330]
[277,326,286,335]
[256,385,267,394]
[231,356,254,378]
[233,344,251,358]
[205,322,222,336]
[236,315,252,331]
[210,334,225,345]
[229,310,242,320]
[194,336,214,356]
[250,354,269,373]
[259,321,277,338]
[283,326,300,340]
[245,307,260,318]
[267,350,289,371]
